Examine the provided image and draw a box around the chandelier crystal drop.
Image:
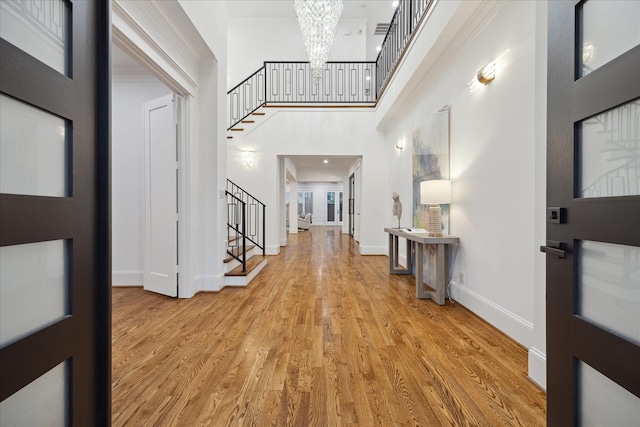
[294,0,343,83]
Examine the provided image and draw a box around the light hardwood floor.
[112,226,546,426]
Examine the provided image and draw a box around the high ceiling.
[226,0,395,21]
[113,1,396,178]
[226,0,397,61]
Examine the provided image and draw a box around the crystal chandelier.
[294,0,343,83]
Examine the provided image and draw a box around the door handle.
[540,240,567,258]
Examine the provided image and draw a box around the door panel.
[349,174,355,236]
[0,240,69,347]
[144,94,178,297]
[546,1,640,425]
[0,0,110,424]
[0,360,69,425]
[0,94,69,197]
[327,191,336,223]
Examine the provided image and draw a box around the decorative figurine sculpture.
[392,192,402,228]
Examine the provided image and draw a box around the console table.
[384,228,460,305]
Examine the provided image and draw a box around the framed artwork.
[412,106,450,287]
[412,106,450,232]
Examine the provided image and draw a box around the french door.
[348,174,355,236]
[0,0,111,424]
[326,191,343,224]
[545,1,640,425]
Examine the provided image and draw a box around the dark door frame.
[0,0,111,424]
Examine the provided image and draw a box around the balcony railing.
[375,0,434,96]
[227,0,436,130]
[266,62,376,104]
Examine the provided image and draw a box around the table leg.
[388,233,394,273]
[416,243,426,298]
[406,238,412,273]
[434,244,448,305]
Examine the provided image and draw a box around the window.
[297,191,313,216]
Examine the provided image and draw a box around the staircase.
[224,179,267,286]
[226,110,266,141]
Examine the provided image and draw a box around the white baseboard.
[112,270,143,286]
[266,245,280,255]
[450,283,533,348]
[195,274,225,292]
[528,347,547,390]
[359,245,387,255]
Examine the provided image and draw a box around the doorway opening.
[111,43,186,297]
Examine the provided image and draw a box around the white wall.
[112,79,171,286]
[178,0,229,294]
[227,108,388,255]
[378,0,546,387]
[227,18,367,89]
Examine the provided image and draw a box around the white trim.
[266,245,280,255]
[528,347,547,390]
[224,258,268,287]
[112,2,197,96]
[450,283,534,347]
[195,274,225,292]
[176,95,193,299]
[112,271,143,286]
[359,245,387,255]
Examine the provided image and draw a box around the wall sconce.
[242,150,255,168]
[467,49,510,92]
[476,62,496,84]
[395,139,405,150]
[420,179,451,237]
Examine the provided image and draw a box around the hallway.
[112,227,546,426]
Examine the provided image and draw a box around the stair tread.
[252,112,265,116]
[241,120,255,123]
[225,255,267,276]
[230,128,244,131]
[224,244,256,263]
[227,136,233,139]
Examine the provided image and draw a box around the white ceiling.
[226,0,395,21]
[287,155,360,169]
[226,0,397,61]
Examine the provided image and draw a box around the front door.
[0,0,110,424]
[143,94,178,297]
[545,1,640,425]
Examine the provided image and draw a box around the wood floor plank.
[112,226,546,426]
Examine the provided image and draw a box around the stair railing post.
[242,200,247,272]
[262,203,266,256]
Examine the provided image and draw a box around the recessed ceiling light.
[376,46,381,51]
[392,1,399,7]
[323,159,329,164]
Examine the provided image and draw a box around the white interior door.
[143,94,178,297]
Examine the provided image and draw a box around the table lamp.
[420,180,451,237]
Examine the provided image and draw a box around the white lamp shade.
[420,180,451,204]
